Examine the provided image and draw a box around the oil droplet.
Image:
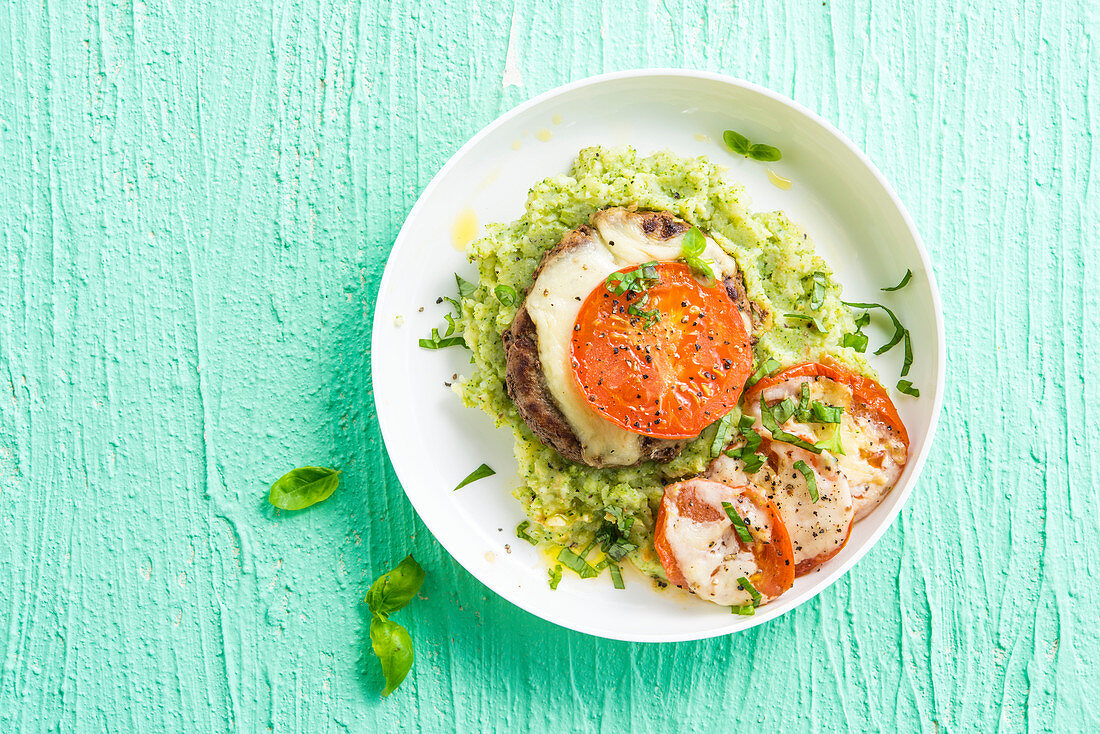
[451,208,479,251]
[552,113,563,125]
[694,133,711,143]
[477,167,501,191]
[535,128,553,142]
[511,138,522,150]
[767,168,793,190]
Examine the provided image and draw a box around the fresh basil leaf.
[721,501,754,544]
[494,284,518,306]
[897,380,920,397]
[741,453,766,473]
[710,412,739,457]
[548,564,563,590]
[746,358,781,388]
[608,563,625,589]
[882,269,913,292]
[809,272,829,311]
[731,604,755,616]
[370,616,414,697]
[723,130,751,154]
[603,505,635,535]
[773,396,798,425]
[748,143,782,162]
[841,331,869,353]
[811,401,844,424]
[785,312,825,332]
[455,273,477,298]
[366,555,426,617]
[682,227,707,257]
[814,424,846,455]
[760,397,823,454]
[516,520,538,545]
[454,463,494,491]
[794,460,819,503]
[797,382,812,421]
[557,547,599,579]
[901,330,913,377]
[737,576,763,606]
[684,255,716,282]
[268,466,340,510]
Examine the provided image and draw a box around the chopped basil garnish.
[808,272,829,310]
[797,382,812,419]
[785,312,825,332]
[516,520,538,545]
[548,564,563,590]
[366,555,425,696]
[747,358,781,388]
[494,284,518,306]
[557,547,599,579]
[681,227,716,282]
[731,604,755,616]
[794,459,819,503]
[841,312,871,353]
[596,506,638,561]
[814,424,846,455]
[740,453,766,473]
[721,501,754,544]
[844,299,917,391]
[882,269,913,292]
[737,576,763,606]
[608,563,625,589]
[453,463,494,491]
[710,412,739,457]
[455,273,477,298]
[901,330,914,377]
[772,396,798,425]
[811,401,844,424]
[897,380,920,397]
[723,129,783,162]
[760,397,823,454]
[421,274,474,350]
[268,466,340,510]
[418,328,467,350]
[605,261,659,295]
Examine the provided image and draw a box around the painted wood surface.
[1,0,1096,731]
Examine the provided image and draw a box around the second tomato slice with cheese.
[654,478,794,606]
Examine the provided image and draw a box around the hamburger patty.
[501,209,766,467]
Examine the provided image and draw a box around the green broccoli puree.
[457,146,869,578]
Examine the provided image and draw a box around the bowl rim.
[371,68,946,642]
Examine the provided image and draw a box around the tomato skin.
[743,358,910,446]
[570,262,752,439]
[654,479,795,601]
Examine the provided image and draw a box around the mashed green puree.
[457,146,870,579]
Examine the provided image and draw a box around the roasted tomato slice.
[742,359,910,522]
[570,262,752,439]
[655,478,794,606]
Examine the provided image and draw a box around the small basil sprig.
[723,130,783,162]
[366,555,425,697]
[268,466,340,510]
[681,228,716,282]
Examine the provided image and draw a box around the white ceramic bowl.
[371,70,945,642]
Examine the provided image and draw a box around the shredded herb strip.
[608,563,625,589]
[721,501,754,544]
[897,380,920,397]
[785,312,825,332]
[710,412,739,457]
[453,463,494,491]
[557,547,599,579]
[680,227,716,282]
[814,424,846,455]
[882,269,913,292]
[606,261,661,329]
[737,576,763,606]
[548,564,563,590]
[747,358,781,388]
[420,273,475,350]
[760,397,823,454]
[596,506,638,561]
[731,604,756,616]
[419,328,466,350]
[808,271,829,310]
[844,299,918,392]
[515,520,538,545]
[741,453,766,473]
[794,459,819,503]
[494,284,518,306]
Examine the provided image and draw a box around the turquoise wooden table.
[1,0,1096,731]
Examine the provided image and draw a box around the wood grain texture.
[0,0,1096,731]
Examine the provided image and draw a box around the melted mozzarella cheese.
[663,480,772,605]
[523,209,738,466]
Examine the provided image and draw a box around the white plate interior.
[372,71,945,642]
